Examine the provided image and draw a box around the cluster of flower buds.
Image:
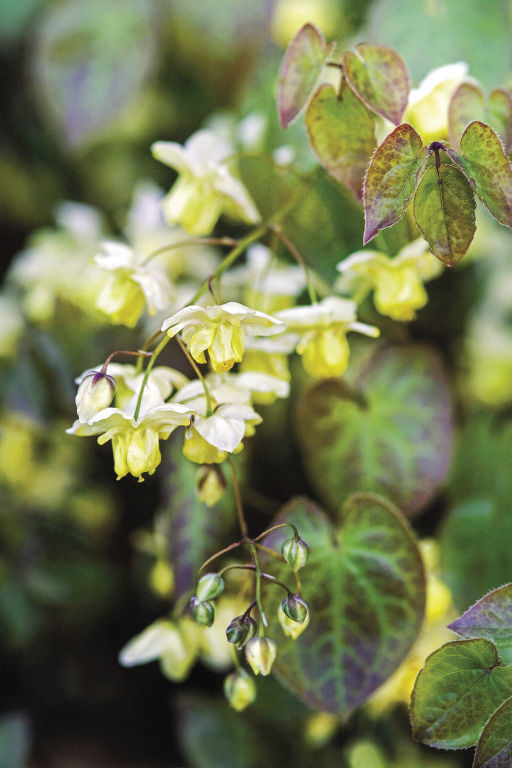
[189,572,225,628]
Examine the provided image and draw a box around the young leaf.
[363,123,425,244]
[413,163,476,266]
[473,696,512,768]
[342,43,410,125]
[277,23,335,129]
[488,89,512,154]
[296,345,454,518]
[262,495,425,717]
[411,639,512,749]
[449,121,512,228]
[449,584,512,665]
[306,81,376,200]
[449,82,486,150]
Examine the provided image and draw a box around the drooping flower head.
[275,297,380,379]
[152,130,261,235]
[336,239,443,322]
[161,301,284,373]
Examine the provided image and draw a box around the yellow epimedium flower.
[161,302,284,374]
[152,130,261,236]
[118,618,201,682]
[67,401,192,482]
[95,241,174,328]
[336,239,443,322]
[275,297,380,379]
[404,62,469,144]
[105,363,189,412]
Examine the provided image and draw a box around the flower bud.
[196,464,227,507]
[281,536,309,571]
[225,615,257,649]
[278,604,310,639]
[245,636,277,676]
[76,371,115,422]
[281,594,309,624]
[224,669,257,712]
[196,572,225,601]
[190,597,215,627]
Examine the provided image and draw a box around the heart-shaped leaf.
[262,494,425,717]
[449,584,512,665]
[413,163,476,266]
[306,81,376,200]
[411,639,512,749]
[296,344,454,518]
[160,439,236,598]
[448,121,512,228]
[473,696,512,768]
[342,43,410,125]
[277,23,335,129]
[449,84,512,154]
[363,123,426,244]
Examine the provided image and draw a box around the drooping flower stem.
[248,540,267,632]
[175,335,213,416]
[270,225,318,304]
[100,348,151,375]
[252,522,300,543]
[228,457,248,540]
[196,539,245,578]
[133,335,170,421]
[142,236,238,266]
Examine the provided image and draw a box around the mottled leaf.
[34,0,155,145]
[160,439,236,598]
[474,696,512,768]
[449,584,512,665]
[262,495,425,717]
[306,82,376,200]
[449,83,486,150]
[411,639,512,749]
[449,84,512,154]
[342,43,409,124]
[449,121,512,228]
[413,163,476,266]
[296,345,453,518]
[277,23,335,129]
[363,123,425,243]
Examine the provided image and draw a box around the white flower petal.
[95,241,136,271]
[119,620,183,667]
[194,412,246,452]
[151,141,192,175]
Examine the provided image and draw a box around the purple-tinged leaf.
[342,43,410,125]
[296,345,454,518]
[411,639,512,749]
[448,121,512,228]
[449,82,485,150]
[473,696,512,768]
[449,584,512,665]
[306,81,376,200]
[413,162,476,266]
[277,23,335,129]
[363,123,425,244]
[488,89,512,154]
[262,494,425,717]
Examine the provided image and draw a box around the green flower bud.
[196,464,227,507]
[196,572,225,601]
[190,597,215,627]
[281,594,309,624]
[245,636,277,676]
[76,371,115,422]
[225,615,257,649]
[281,536,309,571]
[224,669,257,712]
[278,604,310,639]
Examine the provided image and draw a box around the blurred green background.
[1,0,512,766]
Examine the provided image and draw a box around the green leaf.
[263,494,425,717]
[277,23,335,129]
[296,344,454,518]
[363,123,426,243]
[33,0,155,145]
[411,639,512,749]
[342,43,410,124]
[160,439,236,598]
[306,81,376,200]
[449,121,512,228]
[473,696,512,768]
[449,584,512,665]
[449,83,486,150]
[449,84,512,154]
[413,162,476,266]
